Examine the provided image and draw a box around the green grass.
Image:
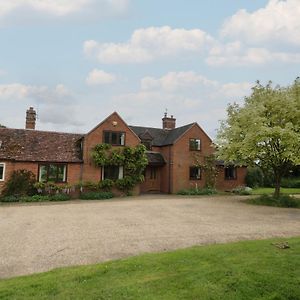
[252,187,300,195]
[1,237,300,300]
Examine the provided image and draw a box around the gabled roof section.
[0,128,83,162]
[129,123,195,146]
[87,111,140,141]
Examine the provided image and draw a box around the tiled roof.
[0,128,83,163]
[146,151,166,166]
[129,123,195,146]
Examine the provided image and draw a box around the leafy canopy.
[216,79,300,196]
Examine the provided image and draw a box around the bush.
[79,191,114,200]
[50,194,71,201]
[232,186,252,195]
[0,194,70,202]
[115,176,136,193]
[281,177,300,188]
[0,195,19,202]
[247,194,300,208]
[177,188,217,195]
[2,170,36,197]
[245,167,264,188]
[98,179,114,191]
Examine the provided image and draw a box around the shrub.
[245,167,264,188]
[247,194,300,208]
[232,186,252,195]
[99,179,114,192]
[2,170,36,197]
[79,191,114,200]
[115,176,136,194]
[177,188,217,195]
[50,194,71,201]
[0,195,19,202]
[281,177,300,188]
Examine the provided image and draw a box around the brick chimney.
[25,107,36,130]
[162,112,176,130]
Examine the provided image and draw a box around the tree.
[216,79,300,198]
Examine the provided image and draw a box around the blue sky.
[0,0,299,138]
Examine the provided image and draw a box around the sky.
[0,0,299,138]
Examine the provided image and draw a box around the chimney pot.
[162,113,176,130]
[25,107,36,130]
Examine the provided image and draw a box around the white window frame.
[0,162,6,181]
[102,166,124,180]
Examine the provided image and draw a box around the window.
[150,167,157,179]
[39,164,67,183]
[190,167,201,180]
[141,139,152,150]
[102,166,123,180]
[0,163,5,181]
[225,166,237,180]
[189,138,201,151]
[104,131,125,146]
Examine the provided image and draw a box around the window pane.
[48,165,57,182]
[111,132,118,145]
[104,166,119,180]
[190,167,201,180]
[119,133,125,145]
[0,165,4,180]
[190,139,201,150]
[57,165,66,182]
[225,167,236,180]
[39,165,48,182]
[104,132,110,144]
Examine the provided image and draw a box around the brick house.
[0,108,246,194]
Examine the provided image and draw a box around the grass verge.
[1,237,300,299]
[252,187,300,195]
[246,194,300,208]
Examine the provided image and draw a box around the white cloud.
[83,26,215,64]
[0,83,47,99]
[86,69,116,85]
[0,0,130,25]
[113,72,252,137]
[221,0,300,46]
[206,41,300,66]
[141,71,217,91]
[0,83,82,128]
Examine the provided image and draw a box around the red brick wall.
[216,166,247,191]
[0,161,82,194]
[82,112,140,183]
[171,124,214,193]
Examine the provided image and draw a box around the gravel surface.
[1,195,300,278]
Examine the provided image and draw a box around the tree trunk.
[274,172,281,198]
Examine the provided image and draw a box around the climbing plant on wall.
[91,144,148,192]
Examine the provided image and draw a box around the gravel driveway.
[1,195,300,278]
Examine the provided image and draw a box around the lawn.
[1,237,300,300]
[252,187,300,195]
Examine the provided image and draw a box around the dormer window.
[141,139,152,150]
[104,131,125,146]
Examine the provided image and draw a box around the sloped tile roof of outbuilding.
[0,128,83,162]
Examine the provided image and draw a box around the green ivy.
[91,144,148,192]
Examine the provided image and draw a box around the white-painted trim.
[0,162,6,181]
